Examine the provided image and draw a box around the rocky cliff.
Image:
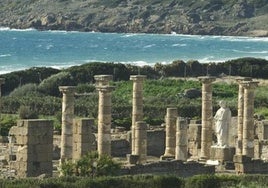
[0,0,268,36]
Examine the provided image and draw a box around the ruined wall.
[9,119,53,177]
[121,160,215,177]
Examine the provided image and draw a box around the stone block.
[210,146,235,162]
[233,155,252,163]
[127,154,139,165]
[160,155,175,161]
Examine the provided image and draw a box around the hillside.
[0,0,268,36]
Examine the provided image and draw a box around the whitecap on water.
[0,54,11,57]
[172,43,187,47]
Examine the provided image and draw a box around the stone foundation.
[234,155,268,174]
[121,160,215,177]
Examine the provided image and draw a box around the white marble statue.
[214,100,231,147]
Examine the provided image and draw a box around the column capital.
[94,75,113,86]
[240,81,259,89]
[235,77,252,84]
[130,75,147,82]
[198,76,216,84]
[59,86,76,94]
[96,86,115,92]
[0,78,5,85]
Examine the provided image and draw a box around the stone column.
[59,86,76,162]
[130,75,146,154]
[134,121,147,164]
[175,117,188,161]
[163,108,178,158]
[0,78,5,134]
[198,76,216,160]
[96,85,114,156]
[236,77,252,155]
[73,118,95,160]
[241,81,258,158]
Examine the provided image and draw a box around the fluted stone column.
[134,121,147,164]
[198,76,216,160]
[163,108,178,158]
[130,75,146,154]
[175,117,188,161]
[236,77,252,155]
[59,86,76,161]
[0,78,5,134]
[241,81,258,158]
[96,85,114,156]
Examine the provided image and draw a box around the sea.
[1,27,268,75]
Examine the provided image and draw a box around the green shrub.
[185,174,220,188]
[0,114,18,136]
[18,105,38,119]
[60,151,121,177]
[9,83,42,97]
[38,71,75,97]
[152,175,184,188]
[76,83,96,94]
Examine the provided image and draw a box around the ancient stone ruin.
[1,75,268,178]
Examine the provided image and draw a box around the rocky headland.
[0,0,268,36]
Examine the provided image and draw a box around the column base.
[126,154,139,165]
[160,155,175,161]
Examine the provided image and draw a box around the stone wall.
[147,129,165,157]
[234,155,268,174]
[121,160,215,177]
[9,119,53,177]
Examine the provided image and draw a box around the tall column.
[59,86,76,161]
[236,77,252,155]
[241,81,258,158]
[94,75,113,156]
[198,76,216,160]
[175,117,188,161]
[130,75,146,154]
[163,108,178,158]
[134,121,147,164]
[96,86,114,156]
[0,78,5,134]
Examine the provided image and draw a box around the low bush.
[2,174,268,188]
[18,105,38,119]
[60,151,121,177]
[0,114,18,136]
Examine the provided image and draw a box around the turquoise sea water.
[0,27,268,74]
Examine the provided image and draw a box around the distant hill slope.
[0,0,268,36]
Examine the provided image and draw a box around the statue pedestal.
[210,145,235,162]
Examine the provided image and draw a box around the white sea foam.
[143,44,156,48]
[0,27,11,31]
[0,27,36,32]
[0,54,11,57]
[46,44,54,50]
[172,43,187,47]
[220,35,268,42]
[232,49,268,54]
[121,33,138,37]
